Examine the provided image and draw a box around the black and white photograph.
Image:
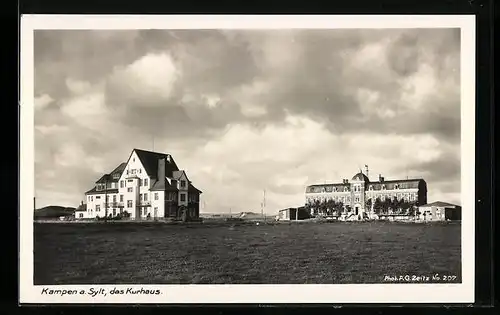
[20,15,475,304]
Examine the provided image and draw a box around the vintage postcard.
[20,15,475,304]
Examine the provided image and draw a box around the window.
[144,194,148,201]
[127,200,133,208]
[127,179,133,183]
[139,169,142,174]
[113,195,116,202]
[394,184,399,190]
[120,195,123,202]
[91,196,93,201]
[131,169,136,175]
[79,213,83,218]
[180,180,186,188]
[126,170,129,175]
[133,158,135,162]
[139,193,143,201]
[381,185,386,190]
[180,193,186,202]
[369,185,373,191]
[127,187,133,192]
[96,196,101,199]
[144,178,148,186]
[344,187,348,192]
[96,205,100,212]
[154,192,159,200]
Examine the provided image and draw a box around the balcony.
[106,202,124,208]
[139,200,151,207]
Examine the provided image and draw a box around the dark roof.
[352,172,370,182]
[95,162,126,183]
[85,187,119,195]
[188,182,202,194]
[150,179,179,192]
[172,170,184,180]
[111,162,126,176]
[420,201,460,208]
[306,184,350,193]
[370,179,424,190]
[133,148,179,179]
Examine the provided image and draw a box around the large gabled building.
[75,149,202,220]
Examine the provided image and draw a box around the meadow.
[34,221,461,284]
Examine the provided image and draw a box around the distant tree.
[313,199,321,215]
[365,197,372,212]
[324,199,333,215]
[373,197,383,214]
[390,197,399,213]
[334,200,344,215]
[379,199,390,214]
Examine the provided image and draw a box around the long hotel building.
[305,168,427,218]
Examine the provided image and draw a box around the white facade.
[77,149,202,220]
[118,150,151,219]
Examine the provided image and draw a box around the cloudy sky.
[34,28,461,212]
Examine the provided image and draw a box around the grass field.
[34,221,461,284]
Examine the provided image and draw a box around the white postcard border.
[20,14,476,304]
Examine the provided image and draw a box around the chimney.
[379,174,384,182]
[158,158,166,187]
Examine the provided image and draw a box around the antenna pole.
[263,190,266,221]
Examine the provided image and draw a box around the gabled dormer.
[172,170,189,190]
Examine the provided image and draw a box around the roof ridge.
[133,148,170,156]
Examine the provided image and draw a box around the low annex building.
[305,166,428,220]
[277,207,309,221]
[75,149,202,220]
[418,201,462,221]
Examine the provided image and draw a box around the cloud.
[107,52,179,104]
[33,28,462,210]
[34,94,54,111]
